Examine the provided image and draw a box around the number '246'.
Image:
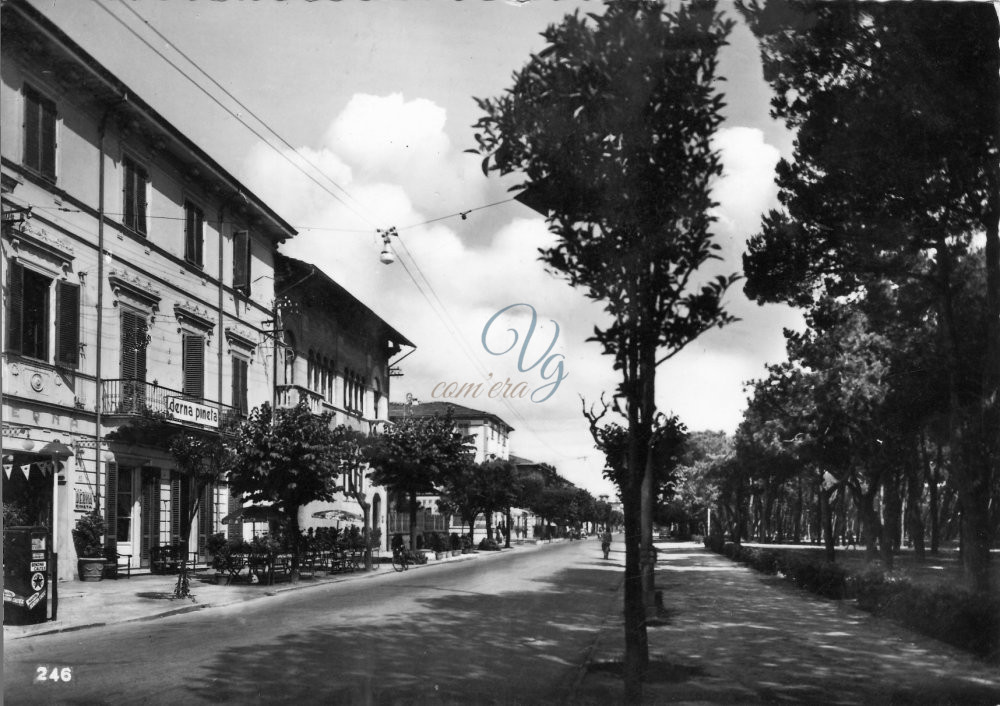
[35,666,72,683]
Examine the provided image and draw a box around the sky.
[29,0,803,497]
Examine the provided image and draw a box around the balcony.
[275,384,325,416]
[101,379,241,432]
[275,384,385,434]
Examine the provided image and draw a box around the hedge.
[704,538,999,659]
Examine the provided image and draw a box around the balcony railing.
[275,384,325,415]
[101,379,241,431]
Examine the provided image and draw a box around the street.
[4,540,619,705]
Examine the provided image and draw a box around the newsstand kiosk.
[3,526,50,625]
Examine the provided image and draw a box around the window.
[120,309,148,412]
[231,355,248,415]
[182,334,205,399]
[233,230,250,295]
[116,470,134,542]
[184,200,204,267]
[6,261,80,367]
[123,156,149,235]
[23,85,56,180]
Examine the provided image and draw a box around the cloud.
[710,126,782,260]
[241,97,798,496]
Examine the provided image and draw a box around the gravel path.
[574,543,1000,705]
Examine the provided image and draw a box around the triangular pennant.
[3,464,12,479]
[20,464,31,480]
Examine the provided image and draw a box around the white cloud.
[242,99,798,495]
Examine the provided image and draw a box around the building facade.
[386,400,524,544]
[272,253,414,550]
[2,1,294,580]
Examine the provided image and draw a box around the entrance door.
[139,469,160,569]
[115,467,136,562]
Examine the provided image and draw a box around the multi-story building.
[386,400,518,544]
[272,253,414,550]
[389,400,512,463]
[1,0,295,580]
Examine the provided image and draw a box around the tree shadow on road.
[580,546,1000,706]
[184,564,622,705]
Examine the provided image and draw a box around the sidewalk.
[571,542,1000,705]
[3,544,522,640]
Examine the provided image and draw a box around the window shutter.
[24,89,39,171]
[233,230,250,294]
[136,165,148,235]
[105,462,118,554]
[198,483,213,559]
[55,280,80,368]
[40,98,56,179]
[123,161,135,230]
[7,260,23,354]
[170,474,182,544]
[183,335,205,399]
[141,470,160,565]
[232,356,248,415]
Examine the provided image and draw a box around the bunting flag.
[19,464,31,480]
[3,464,12,479]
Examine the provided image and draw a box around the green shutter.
[23,88,40,171]
[40,96,56,180]
[170,475,182,544]
[183,335,205,399]
[233,230,250,294]
[7,260,23,354]
[105,462,118,554]
[55,280,80,368]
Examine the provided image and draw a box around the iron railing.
[101,379,241,430]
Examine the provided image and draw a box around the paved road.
[5,540,619,705]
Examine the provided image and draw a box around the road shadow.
[581,545,1000,705]
[184,563,621,705]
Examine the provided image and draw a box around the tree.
[329,425,376,569]
[169,429,232,597]
[738,0,999,592]
[366,409,471,550]
[227,402,341,578]
[471,2,737,696]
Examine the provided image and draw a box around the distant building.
[386,401,524,544]
[389,400,512,462]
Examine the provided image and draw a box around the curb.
[6,542,542,639]
[563,565,626,705]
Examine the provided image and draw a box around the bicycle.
[391,546,411,572]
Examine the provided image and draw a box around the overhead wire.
[89,0,375,228]
[86,1,581,463]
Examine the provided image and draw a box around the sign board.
[167,397,219,428]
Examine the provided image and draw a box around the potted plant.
[72,510,106,582]
[449,533,462,557]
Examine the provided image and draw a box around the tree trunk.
[906,439,926,561]
[621,478,647,703]
[408,492,419,551]
[820,488,836,562]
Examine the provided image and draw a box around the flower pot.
[78,557,105,582]
[435,552,446,560]
[451,549,461,557]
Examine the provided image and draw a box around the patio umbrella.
[311,508,363,522]
[221,504,284,524]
